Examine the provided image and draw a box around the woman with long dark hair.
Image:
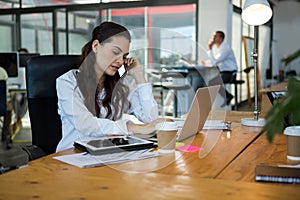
[56,21,163,152]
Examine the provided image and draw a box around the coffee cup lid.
[156,122,178,131]
[284,126,300,136]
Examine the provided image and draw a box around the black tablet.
[74,136,156,155]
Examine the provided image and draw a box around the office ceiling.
[276,0,300,2]
[2,0,300,6]
[0,0,99,6]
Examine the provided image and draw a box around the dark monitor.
[267,91,286,104]
[0,52,19,77]
[19,53,40,67]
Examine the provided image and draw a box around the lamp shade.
[242,0,272,26]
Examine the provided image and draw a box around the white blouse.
[55,69,158,152]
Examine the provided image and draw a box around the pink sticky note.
[176,145,203,152]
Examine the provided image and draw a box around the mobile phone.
[118,64,128,79]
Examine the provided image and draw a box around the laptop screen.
[267,91,286,104]
[0,52,19,77]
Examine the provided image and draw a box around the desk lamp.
[241,0,272,127]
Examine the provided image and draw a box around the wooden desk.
[208,110,265,122]
[153,124,261,177]
[93,111,262,175]
[0,165,298,199]
[217,133,298,183]
[0,110,299,199]
[147,66,219,116]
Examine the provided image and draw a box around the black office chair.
[221,71,245,110]
[1,80,31,172]
[0,80,8,142]
[26,55,80,156]
[0,80,6,117]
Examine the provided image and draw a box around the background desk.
[259,82,287,115]
[218,133,288,182]
[161,65,219,91]
[147,66,221,115]
[0,111,299,199]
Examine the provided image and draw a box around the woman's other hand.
[127,118,173,135]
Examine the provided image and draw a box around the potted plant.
[260,76,300,143]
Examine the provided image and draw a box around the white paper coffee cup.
[155,122,178,154]
[284,126,300,163]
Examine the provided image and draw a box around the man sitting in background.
[202,31,238,107]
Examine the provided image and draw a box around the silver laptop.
[175,85,220,141]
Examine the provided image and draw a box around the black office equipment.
[26,55,80,155]
[19,53,40,67]
[0,80,9,148]
[74,136,156,155]
[0,80,6,117]
[225,71,245,110]
[0,52,19,77]
[267,91,286,104]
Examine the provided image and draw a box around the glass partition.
[57,10,67,54]
[0,14,15,51]
[21,13,53,54]
[0,1,19,9]
[0,1,197,62]
[67,10,99,54]
[104,4,196,68]
[21,0,99,8]
[0,0,144,8]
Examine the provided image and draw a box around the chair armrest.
[22,145,46,161]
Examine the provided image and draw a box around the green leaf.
[260,76,300,143]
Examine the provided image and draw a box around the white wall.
[199,0,300,84]
[198,0,233,110]
[273,1,300,76]
[198,0,231,61]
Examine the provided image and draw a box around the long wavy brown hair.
[76,21,131,120]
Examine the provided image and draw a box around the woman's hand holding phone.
[123,58,146,84]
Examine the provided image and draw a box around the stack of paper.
[53,149,159,168]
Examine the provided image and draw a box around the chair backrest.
[26,55,80,155]
[230,71,237,83]
[0,80,7,116]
